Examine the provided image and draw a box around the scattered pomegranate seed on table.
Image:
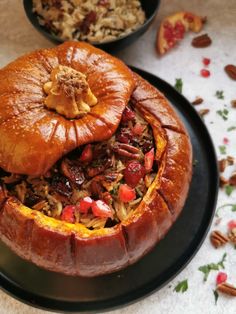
[200,69,211,77]
[216,272,228,285]
[203,57,211,66]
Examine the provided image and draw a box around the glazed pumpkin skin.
[0,42,192,277]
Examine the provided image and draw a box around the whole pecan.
[191,33,212,48]
[210,230,229,248]
[229,172,236,186]
[112,143,141,159]
[225,65,236,80]
[198,108,209,117]
[219,175,228,187]
[218,159,227,172]
[231,100,236,108]
[228,227,236,244]
[217,282,236,296]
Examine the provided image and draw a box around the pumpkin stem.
[43,65,97,119]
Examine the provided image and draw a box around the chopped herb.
[219,145,226,155]
[174,78,183,94]
[174,279,188,293]
[216,203,236,217]
[213,289,219,305]
[227,126,236,131]
[225,185,234,196]
[215,90,224,99]
[198,253,227,281]
[216,109,228,121]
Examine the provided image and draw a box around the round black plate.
[0,68,218,313]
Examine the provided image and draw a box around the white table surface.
[0,0,236,313]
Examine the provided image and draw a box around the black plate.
[23,0,160,52]
[0,68,218,313]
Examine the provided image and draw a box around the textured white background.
[0,0,236,313]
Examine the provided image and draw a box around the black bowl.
[23,0,161,51]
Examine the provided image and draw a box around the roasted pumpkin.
[0,42,192,277]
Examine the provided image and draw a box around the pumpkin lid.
[0,42,135,176]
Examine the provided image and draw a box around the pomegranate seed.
[200,69,211,78]
[203,57,211,66]
[91,200,113,218]
[61,205,75,223]
[80,144,93,163]
[223,137,229,145]
[228,220,236,230]
[124,160,146,188]
[78,196,93,214]
[144,148,155,173]
[216,272,227,285]
[118,184,136,203]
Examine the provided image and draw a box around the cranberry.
[144,148,155,173]
[124,160,145,188]
[61,205,75,223]
[200,69,211,78]
[216,272,227,285]
[80,144,93,163]
[121,107,135,123]
[203,57,211,66]
[118,184,136,203]
[116,128,132,144]
[80,11,97,35]
[91,200,113,218]
[78,196,93,214]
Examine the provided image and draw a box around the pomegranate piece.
[124,160,145,188]
[200,69,210,77]
[91,200,113,218]
[216,272,227,285]
[61,205,75,223]
[144,148,155,173]
[156,11,204,55]
[203,57,211,66]
[118,184,136,203]
[80,11,97,35]
[121,107,135,123]
[79,144,93,163]
[61,159,85,186]
[228,220,236,230]
[78,196,93,214]
[132,123,145,136]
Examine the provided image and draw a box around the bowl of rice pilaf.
[23,0,161,51]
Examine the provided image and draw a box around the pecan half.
[210,230,229,248]
[231,100,236,108]
[192,97,204,105]
[227,156,235,165]
[112,143,141,159]
[218,159,227,172]
[217,282,236,296]
[229,172,236,186]
[198,108,209,117]
[61,159,85,186]
[191,33,212,48]
[225,64,236,80]
[219,175,228,187]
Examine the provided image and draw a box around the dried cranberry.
[79,144,93,163]
[80,11,97,35]
[124,160,145,188]
[141,138,154,154]
[116,127,132,144]
[51,174,72,197]
[216,272,227,285]
[101,192,113,205]
[200,69,211,77]
[121,107,135,123]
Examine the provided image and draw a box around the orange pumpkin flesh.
[156,11,204,55]
[0,42,192,277]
